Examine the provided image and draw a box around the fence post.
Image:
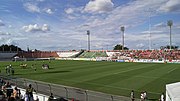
[35,82,38,92]
[85,90,88,101]
[15,78,17,86]
[48,84,51,93]
[111,95,114,101]
[64,87,68,99]
[24,79,27,87]
[43,96,45,101]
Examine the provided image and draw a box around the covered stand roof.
[166,82,180,101]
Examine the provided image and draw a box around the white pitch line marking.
[113,66,148,75]
[168,67,177,73]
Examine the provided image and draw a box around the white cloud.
[153,22,166,28]
[65,7,83,15]
[36,0,45,2]
[41,24,50,31]
[5,39,16,45]
[0,20,5,26]
[3,0,179,50]
[159,0,180,12]
[86,0,176,37]
[66,0,180,50]
[84,0,114,13]
[83,0,167,31]
[141,30,164,34]
[0,37,17,45]
[0,31,11,35]
[136,43,145,48]
[24,3,40,13]
[176,25,180,29]
[24,2,55,14]
[65,8,74,14]
[45,8,53,14]
[22,24,50,32]
[8,25,12,28]
[64,7,84,20]
[67,15,76,20]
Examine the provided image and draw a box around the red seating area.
[17,51,59,58]
[107,50,180,60]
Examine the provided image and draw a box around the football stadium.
[1,0,180,101]
[0,50,180,101]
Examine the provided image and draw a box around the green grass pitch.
[0,60,180,99]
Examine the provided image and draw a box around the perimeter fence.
[1,75,136,101]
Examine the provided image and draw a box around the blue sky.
[0,0,180,51]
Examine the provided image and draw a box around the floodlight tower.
[87,30,90,51]
[167,20,173,50]
[148,13,152,50]
[120,26,125,51]
[146,8,154,50]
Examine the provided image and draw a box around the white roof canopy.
[166,82,180,101]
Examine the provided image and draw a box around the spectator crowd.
[108,49,180,60]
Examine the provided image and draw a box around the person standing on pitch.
[144,91,147,100]
[161,93,165,101]
[130,90,135,101]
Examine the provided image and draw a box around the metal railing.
[1,75,134,101]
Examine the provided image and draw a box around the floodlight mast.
[121,26,125,51]
[148,13,152,50]
[167,20,173,50]
[146,8,154,50]
[87,30,90,51]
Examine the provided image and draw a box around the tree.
[113,44,129,50]
[160,45,178,50]
[0,44,23,51]
[167,20,173,50]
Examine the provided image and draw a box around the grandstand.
[78,50,108,58]
[0,52,17,61]
[57,51,82,58]
[16,51,59,58]
[106,50,180,60]
[0,49,177,61]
